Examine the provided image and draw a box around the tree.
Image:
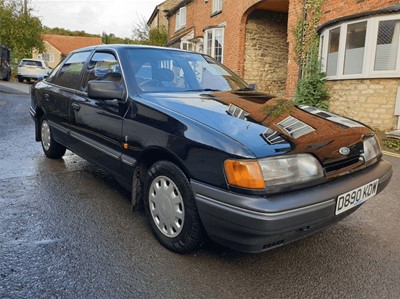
[101,32,138,45]
[0,0,44,61]
[131,15,150,42]
[131,15,168,46]
[43,26,100,37]
[147,27,168,47]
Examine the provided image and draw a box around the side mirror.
[248,83,257,91]
[87,80,125,101]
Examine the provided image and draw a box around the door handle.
[71,103,81,111]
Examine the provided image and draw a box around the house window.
[181,41,193,51]
[374,20,400,71]
[326,27,340,76]
[175,7,186,31]
[320,14,400,79]
[40,53,54,63]
[343,21,367,75]
[204,27,224,63]
[212,0,222,14]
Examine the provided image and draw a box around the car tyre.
[18,77,23,83]
[144,161,204,253]
[40,117,66,159]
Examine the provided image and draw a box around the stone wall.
[167,0,270,75]
[244,10,288,97]
[328,79,400,131]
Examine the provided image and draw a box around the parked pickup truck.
[30,45,392,253]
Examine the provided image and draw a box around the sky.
[30,0,163,38]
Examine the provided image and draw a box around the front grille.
[323,139,365,176]
[324,156,363,174]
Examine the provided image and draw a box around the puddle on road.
[0,151,92,180]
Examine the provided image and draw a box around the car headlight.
[224,154,324,190]
[362,136,381,165]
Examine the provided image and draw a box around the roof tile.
[42,34,102,55]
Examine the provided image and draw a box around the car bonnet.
[139,91,374,177]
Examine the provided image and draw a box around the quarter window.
[320,14,400,79]
[51,51,90,89]
[204,27,224,63]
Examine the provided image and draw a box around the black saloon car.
[30,45,392,253]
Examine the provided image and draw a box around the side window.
[80,52,121,92]
[51,51,90,89]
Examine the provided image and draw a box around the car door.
[69,51,129,177]
[40,51,91,146]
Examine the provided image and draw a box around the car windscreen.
[126,48,249,93]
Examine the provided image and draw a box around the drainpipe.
[396,86,400,130]
[298,0,307,81]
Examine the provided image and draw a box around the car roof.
[72,44,192,54]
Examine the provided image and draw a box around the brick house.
[147,0,181,30]
[162,0,400,132]
[32,34,102,68]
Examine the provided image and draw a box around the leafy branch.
[292,0,329,110]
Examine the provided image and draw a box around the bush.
[294,50,329,110]
[292,0,329,110]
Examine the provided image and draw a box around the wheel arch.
[131,147,192,211]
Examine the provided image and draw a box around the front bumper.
[192,159,392,253]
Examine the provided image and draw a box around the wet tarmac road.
[1,81,400,298]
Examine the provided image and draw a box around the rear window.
[20,60,42,67]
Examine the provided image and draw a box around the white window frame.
[175,7,186,31]
[181,41,194,51]
[40,53,54,63]
[212,0,222,14]
[204,27,224,63]
[320,14,400,80]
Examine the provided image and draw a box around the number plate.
[335,179,379,215]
